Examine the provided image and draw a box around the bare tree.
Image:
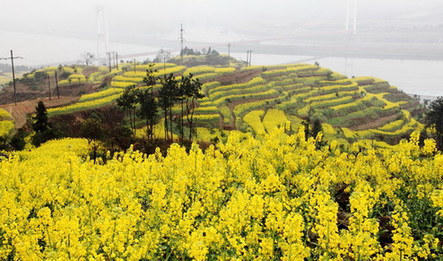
[81,52,95,66]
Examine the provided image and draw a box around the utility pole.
[55,71,60,99]
[107,52,112,72]
[228,43,231,66]
[47,75,52,101]
[246,50,252,67]
[0,50,23,105]
[180,24,184,65]
[115,52,119,70]
[133,59,136,72]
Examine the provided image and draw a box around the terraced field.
[7,62,423,145]
[188,63,422,145]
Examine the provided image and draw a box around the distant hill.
[0,58,424,145]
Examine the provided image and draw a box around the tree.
[425,97,443,150]
[80,113,105,163]
[9,128,27,150]
[32,101,58,146]
[159,73,178,141]
[182,74,204,140]
[153,49,171,64]
[138,89,158,143]
[33,101,49,133]
[311,118,323,139]
[178,75,190,142]
[117,86,139,134]
[81,52,95,66]
[140,64,159,143]
[302,118,311,140]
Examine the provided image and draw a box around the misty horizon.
[0,0,442,66]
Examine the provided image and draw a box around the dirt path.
[0,96,79,128]
[350,114,399,131]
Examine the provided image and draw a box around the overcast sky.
[0,0,441,65]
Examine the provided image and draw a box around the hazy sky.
[0,0,441,65]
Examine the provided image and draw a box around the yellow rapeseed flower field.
[1,127,442,260]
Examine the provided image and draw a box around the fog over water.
[0,0,442,95]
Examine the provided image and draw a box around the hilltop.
[0,56,424,148]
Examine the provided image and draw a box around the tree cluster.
[180,46,220,57]
[116,64,204,145]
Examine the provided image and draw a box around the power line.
[0,50,23,105]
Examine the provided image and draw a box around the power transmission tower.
[180,24,184,65]
[96,5,109,63]
[345,0,357,35]
[0,50,23,105]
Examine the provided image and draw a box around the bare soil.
[350,114,399,131]
[213,68,263,86]
[0,96,79,128]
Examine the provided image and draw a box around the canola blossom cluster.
[0,130,443,260]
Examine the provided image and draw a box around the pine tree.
[33,101,49,133]
[32,101,57,146]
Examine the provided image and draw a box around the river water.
[231,52,443,98]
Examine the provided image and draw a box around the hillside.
[0,60,424,145]
[0,65,105,105]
